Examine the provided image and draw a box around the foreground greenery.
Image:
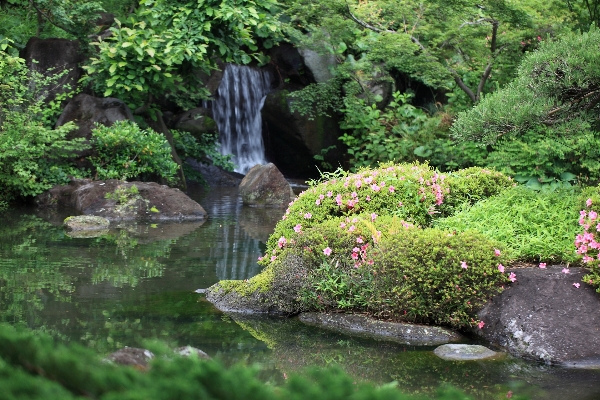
[0,324,495,400]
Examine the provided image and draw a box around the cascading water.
[212,64,271,174]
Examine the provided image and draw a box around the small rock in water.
[194,288,207,294]
[433,344,501,361]
[105,347,154,369]
[175,346,210,359]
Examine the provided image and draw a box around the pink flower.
[371,213,377,221]
[587,198,593,207]
[509,272,517,282]
[357,236,364,244]
[355,180,362,188]
[498,264,505,273]
[327,191,333,197]
[398,201,403,207]
[562,268,570,274]
[319,194,325,200]
[389,186,395,193]
[494,249,501,257]
[352,247,360,253]
[304,212,312,219]
[315,198,321,205]
[366,195,371,201]
[351,252,359,260]
[323,247,332,256]
[277,236,287,248]
[573,282,581,288]
[271,255,277,261]
[478,321,485,329]
[294,224,302,233]
[539,263,546,269]
[371,184,380,192]
[340,222,346,228]
[461,261,468,269]
[351,191,358,198]
[590,211,598,220]
[335,194,343,206]
[349,225,356,232]
[364,177,373,184]
[258,256,264,261]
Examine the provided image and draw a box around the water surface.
[0,186,599,399]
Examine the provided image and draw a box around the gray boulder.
[105,347,154,369]
[476,266,600,367]
[37,179,207,222]
[299,312,462,345]
[239,163,295,207]
[22,37,83,104]
[434,344,501,361]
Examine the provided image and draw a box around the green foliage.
[263,163,512,262]
[91,120,178,182]
[83,0,282,111]
[173,130,235,172]
[0,50,89,203]
[435,185,583,263]
[0,324,482,400]
[104,184,139,203]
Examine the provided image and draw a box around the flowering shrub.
[575,190,600,292]
[252,215,510,329]
[261,162,511,266]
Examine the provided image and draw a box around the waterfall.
[212,64,271,174]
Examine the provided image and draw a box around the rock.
[185,158,243,187]
[297,47,336,83]
[64,215,110,231]
[171,107,217,138]
[174,346,211,360]
[22,37,83,104]
[262,89,343,178]
[37,179,207,222]
[476,266,600,367]
[433,344,501,361]
[55,93,135,143]
[105,347,154,369]
[299,312,462,345]
[238,163,295,207]
[205,285,283,315]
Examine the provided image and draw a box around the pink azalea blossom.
[319,194,325,200]
[398,201,403,207]
[539,263,546,269]
[327,191,333,197]
[509,272,517,282]
[294,224,302,233]
[355,180,362,188]
[351,252,359,260]
[352,218,358,223]
[357,236,364,244]
[304,212,312,219]
[351,191,358,198]
[277,236,287,248]
[461,261,468,269]
[335,194,343,206]
[364,176,373,184]
[498,264,505,273]
[590,211,598,220]
[349,225,356,232]
[352,247,360,253]
[323,247,332,256]
[371,213,378,221]
[587,198,593,207]
[340,222,346,228]
[366,195,371,201]
[371,184,381,192]
[478,321,485,329]
[258,256,264,261]
[573,282,581,288]
[389,186,395,193]
[494,249,501,257]
[271,255,277,261]
[562,268,570,274]
[315,198,321,205]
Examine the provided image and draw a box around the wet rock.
[205,285,282,315]
[105,347,154,369]
[238,163,295,207]
[476,266,600,367]
[434,344,501,361]
[297,47,335,83]
[185,158,243,187]
[171,108,217,138]
[64,215,110,231]
[299,312,462,346]
[38,179,207,222]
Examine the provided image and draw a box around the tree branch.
[345,1,395,34]
[29,0,77,37]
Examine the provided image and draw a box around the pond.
[1,185,599,399]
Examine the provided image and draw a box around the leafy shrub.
[574,188,600,292]
[435,186,583,263]
[91,120,178,182]
[237,215,509,329]
[172,129,235,181]
[262,163,512,264]
[0,324,480,400]
[0,49,89,204]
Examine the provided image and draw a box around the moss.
[218,267,276,297]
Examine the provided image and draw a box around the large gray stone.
[239,163,295,208]
[64,215,110,231]
[299,312,462,345]
[434,344,501,361]
[22,37,83,104]
[475,266,600,367]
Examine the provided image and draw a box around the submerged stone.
[299,312,462,345]
[434,344,500,361]
[64,215,110,231]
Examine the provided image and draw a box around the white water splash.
[212,64,271,174]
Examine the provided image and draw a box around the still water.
[1,185,599,399]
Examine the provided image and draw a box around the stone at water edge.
[64,215,110,231]
[238,163,295,207]
[433,344,501,361]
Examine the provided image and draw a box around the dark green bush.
[91,120,178,182]
[0,324,484,400]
